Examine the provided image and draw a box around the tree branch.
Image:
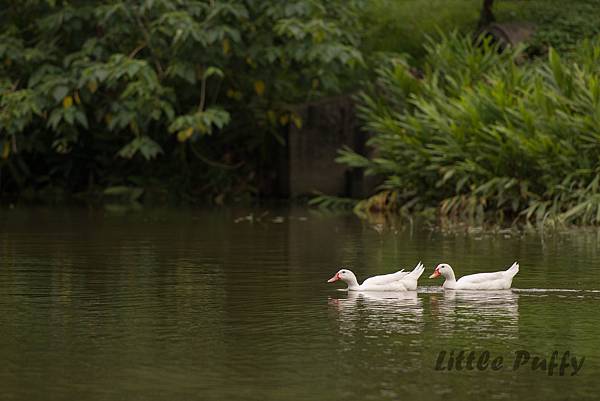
[190,143,243,170]
[478,0,495,29]
[198,75,207,112]
[128,43,146,59]
[133,11,164,77]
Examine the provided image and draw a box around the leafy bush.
[339,32,600,225]
[0,0,364,201]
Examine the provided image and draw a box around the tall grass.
[339,32,600,225]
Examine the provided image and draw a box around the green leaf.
[52,86,69,102]
[117,136,163,160]
[203,66,224,79]
[74,111,88,129]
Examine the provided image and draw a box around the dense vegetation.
[0,0,364,202]
[339,33,600,225]
[4,0,600,224]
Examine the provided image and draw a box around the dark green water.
[1,207,599,401]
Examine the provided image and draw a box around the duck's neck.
[344,277,360,291]
[442,268,457,289]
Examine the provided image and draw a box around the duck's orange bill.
[327,273,340,283]
[429,269,441,279]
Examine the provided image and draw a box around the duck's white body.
[430,262,519,290]
[327,262,424,291]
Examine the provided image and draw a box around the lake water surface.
[1,207,599,400]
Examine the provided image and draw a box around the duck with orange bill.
[429,262,519,290]
[327,262,424,291]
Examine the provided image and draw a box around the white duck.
[327,262,424,291]
[429,262,519,290]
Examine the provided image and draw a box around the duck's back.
[362,269,408,286]
[455,268,517,290]
[359,280,409,292]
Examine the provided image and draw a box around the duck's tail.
[506,261,519,277]
[404,261,425,281]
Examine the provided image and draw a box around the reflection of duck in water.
[329,290,421,308]
[328,291,424,335]
[429,290,520,339]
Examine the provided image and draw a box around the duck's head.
[429,263,452,279]
[327,269,357,284]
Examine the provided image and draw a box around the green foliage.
[0,0,364,201]
[340,32,600,226]
[308,194,358,210]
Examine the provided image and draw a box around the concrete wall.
[284,96,374,198]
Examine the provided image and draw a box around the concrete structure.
[282,96,374,198]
